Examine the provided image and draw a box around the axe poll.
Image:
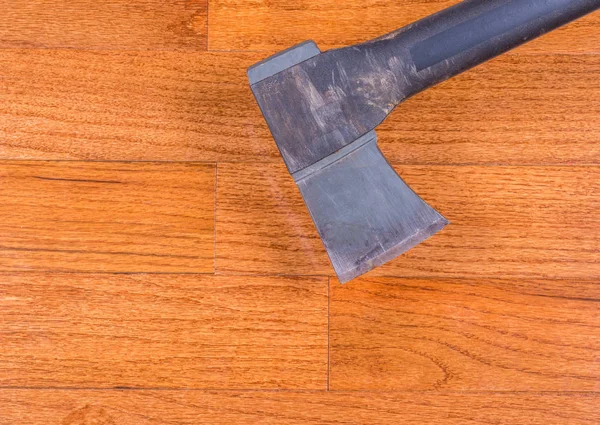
[247,0,600,283]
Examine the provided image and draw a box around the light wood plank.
[217,163,600,279]
[0,274,327,389]
[330,276,600,391]
[1,51,598,164]
[0,162,214,272]
[208,0,600,53]
[1,390,599,424]
[0,0,207,50]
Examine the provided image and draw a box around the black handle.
[367,0,599,99]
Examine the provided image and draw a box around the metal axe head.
[246,0,599,281]
[248,41,448,283]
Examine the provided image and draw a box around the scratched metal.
[247,40,321,85]
[248,0,599,283]
[296,132,448,283]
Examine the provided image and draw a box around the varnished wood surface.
[0,162,215,272]
[330,276,600,391]
[0,50,264,162]
[217,163,600,279]
[2,0,600,422]
[0,274,327,389]
[0,0,207,50]
[1,51,598,164]
[208,0,600,52]
[2,391,599,424]
[379,54,600,165]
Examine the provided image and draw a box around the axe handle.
[373,0,600,99]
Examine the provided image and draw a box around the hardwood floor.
[0,0,207,50]
[0,0,599,423]
[2,52,598,164]
[217,164,600,278]
[208,0,600,52]
[3,391,599,424]
[330,276,600,391]
[0,162,215,272]
[0,274,327,389]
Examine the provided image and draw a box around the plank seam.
[214,162,218,273]
[0,46,596,56]
[2,270,600,282]
[0,271,331,277]
[327,275,331,392]
[1,387,599,394]
[206,0,210,51]
[2,160,600,167]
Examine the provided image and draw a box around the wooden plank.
[0,49,276,162]
[216,163,600,279]
[0,162,214,273]
[330,276,600,391]
[0,274,328,389]
[216,162,329,275]
[0,0,207,50]
[379,54,600,165]
[208,0,600,53]
[1,390,599,424]
[1,50,598,164]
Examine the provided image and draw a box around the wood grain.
[2,390,599,424]
[208,0,600,52]
[0,273,327,389]
[1,0,600,420]
[0,0,207,50]
[0,49,274,161]
[217,163,600,279]
[0,162,214,272]
[216,162,329,275]
[330,276,600,391]
[1,50,598,164]
[379,54,600,165]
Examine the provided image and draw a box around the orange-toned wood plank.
[0,162,214,272]
[2,390,599,424]
[217,163,600,279]
[0,50,275,161]
[208,0,600,53]
[330,276,600,391]
[379,54,600,165]
[0,0,206,50]
[216,162,328,275]
[1,50,598,164]
[0,274,327,389]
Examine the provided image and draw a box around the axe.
[247,0,599,283]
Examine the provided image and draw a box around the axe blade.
[248,41,448,283]
[295,131,448,283]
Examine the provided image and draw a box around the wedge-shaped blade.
[248,41,448,283]
[294,131,448,283]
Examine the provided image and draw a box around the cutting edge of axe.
[248,0,600,283]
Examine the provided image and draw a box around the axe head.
[248,41,448,283]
